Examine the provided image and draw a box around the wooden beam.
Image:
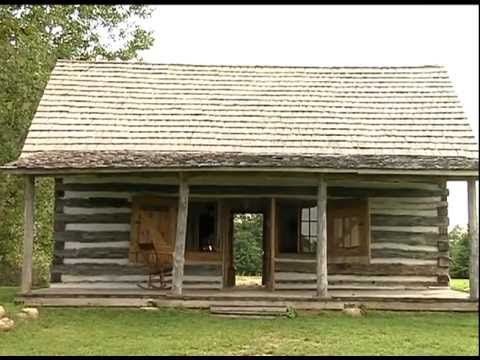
[467,179,478,301]
[4,166,478,178]
[218,200,228,288]
[317,177,328,297]
[21,175,35,294]
[171,175,190,296]
[268,198,276,290]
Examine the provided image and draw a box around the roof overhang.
[1,151,478,179]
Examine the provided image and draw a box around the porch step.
[209,303,289,317]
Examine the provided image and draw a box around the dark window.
[277,205,298,253]
[186,202,217,252]
[198,205,216,251]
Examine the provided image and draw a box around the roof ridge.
[55,59,445,70]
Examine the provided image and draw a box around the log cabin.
[1,60,478,311]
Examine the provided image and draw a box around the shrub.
[449,225,470,279]
[233,214,264,276]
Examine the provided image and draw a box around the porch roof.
[2,150,478,175]
[2,60,478,174]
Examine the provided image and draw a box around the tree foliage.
[0,5,154,285]
[233,214,264,276]
[449,225,470,279]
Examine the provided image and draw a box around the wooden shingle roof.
[3,60,478,174]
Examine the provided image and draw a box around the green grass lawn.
[450,278,470,293]
[0,287,478,356]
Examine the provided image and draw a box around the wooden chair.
[134,242,173,290]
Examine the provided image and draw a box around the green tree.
[233,214,264,276]
[449,225,470,279]
[0,5,154,285]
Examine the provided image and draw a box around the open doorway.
[232,213,264,289]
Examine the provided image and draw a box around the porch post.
[467,179,478,301]
[317,177,328,297]
[21,175,35,294]
[268,197,276,291]
[171,174,189,296]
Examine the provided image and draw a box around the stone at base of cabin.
[0,317,14,331]
[16,312,28,320]
[343,304,366,317]
[146,299,157,307]
[140,306,159,311]
[18,307,39,320]
[343,307,362,317]
[0,305,5,318]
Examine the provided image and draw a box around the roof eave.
[1,166,478,179]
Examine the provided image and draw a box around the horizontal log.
[59,174,442,187]
[49,282,141,289]
[274,260,446,276]
[328,180,442,191]
[372,248,443,260]
[370,258,437,265]
[63,206,131,215]
[56,213,131,224]
[274,273,438,283]
[53,264,148,276]
[371,215,448,227]
[62,175,178,184]
[63,258,130,265]
[64,191,132,199]
[369,197,448,210]
[371,243,437,252]
[55,231,131,243]
[370,208,438,217]
[275,281,442,289]
[57,185,447,198]
[371,226,439,234]
[55,247,129,259]
[58,275,222,284]
[62,274,150,282]
[328,187,447,198]
[58,183,178,193]
[192,186,446,197]
[372,231,440,246]
[65,223,131,232]
[64,241,129,249]
[53,262,222,277]
[58,198,132,208]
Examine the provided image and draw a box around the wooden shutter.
[129,197,177,264]
[327,198,370,264]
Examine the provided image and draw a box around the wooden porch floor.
[17,286,477,312]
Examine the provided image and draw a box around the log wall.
[51,177,222,290]
[51,174,449,290]
[274,178,449,289]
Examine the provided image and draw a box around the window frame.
[298,206,318,254]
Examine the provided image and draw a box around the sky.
[137,5,479,228]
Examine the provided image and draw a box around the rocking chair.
[134,242,173,290]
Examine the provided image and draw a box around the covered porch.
[14,170,479,311]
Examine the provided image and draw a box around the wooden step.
[212,314,278,319]
[210,303,289,317]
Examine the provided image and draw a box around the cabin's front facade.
[2,61,478,311]
[50,174,450,292]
